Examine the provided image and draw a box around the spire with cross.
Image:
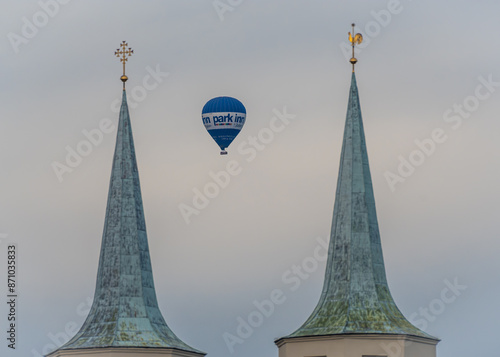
[46,42,205,357]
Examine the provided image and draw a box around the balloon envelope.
[202,96,246,154]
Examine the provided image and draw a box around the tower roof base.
[275,334,438,357]
[46,347,206,357]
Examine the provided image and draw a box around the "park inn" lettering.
[203,112,245,126]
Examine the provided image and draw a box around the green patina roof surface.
[286,73,436,340]
[53,91,204,354]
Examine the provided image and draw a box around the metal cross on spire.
[115,41,134,89]
[348,23,363,72]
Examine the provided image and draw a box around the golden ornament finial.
[115,41,134,89]
[348,23,363,72]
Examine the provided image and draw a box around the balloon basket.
[220,150,228,155]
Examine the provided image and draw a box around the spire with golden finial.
[348,23,363,72]
[115,41,134,89]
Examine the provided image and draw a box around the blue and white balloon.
[202,96,246,155]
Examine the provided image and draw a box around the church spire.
[48,43,204,356]
[280,31,438,340]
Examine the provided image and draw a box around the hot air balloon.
[202,96,246,155]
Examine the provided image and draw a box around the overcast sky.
[1,1,499,357]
